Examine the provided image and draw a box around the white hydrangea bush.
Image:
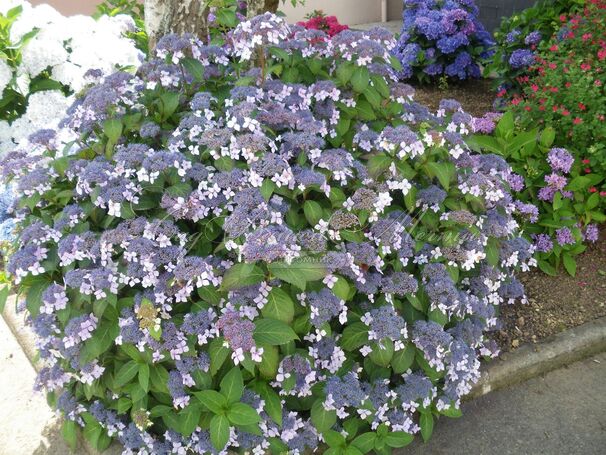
[0,1,143,154]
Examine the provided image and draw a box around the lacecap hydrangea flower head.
[1,13,534,454]
[394,0,494,82]
[0,0,143,155]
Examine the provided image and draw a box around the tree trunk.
[246,0,280,18]
[144,0,283,50]
[145,0,210,50]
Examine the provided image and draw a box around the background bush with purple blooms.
[0,13,533,454]
[486,0,585,98]
[394,0,494,83]
[469,112,602,277]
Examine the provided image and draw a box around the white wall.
[282,0,383,25]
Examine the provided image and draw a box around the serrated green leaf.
[253,318,299,345]
[194,390,227,415]
[210,414,230,450]
[220,367,244,404]
[262,288,295,323]
[114,360,139,388]
[227,402,260,426]
[221,263,265,291]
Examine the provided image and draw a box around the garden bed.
[413,79,496,117]
[495,226,606,352]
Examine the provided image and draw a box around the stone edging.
[3,295,606,453]
[467,315,606,400]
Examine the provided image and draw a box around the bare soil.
[494,227,606,352]
[412,78,497,117]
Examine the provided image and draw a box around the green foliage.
[469,113,603,276]
[486,0,585,94]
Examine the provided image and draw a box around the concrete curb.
[467,316,606,400]
[4,295,606,453]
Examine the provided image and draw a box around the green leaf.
[332,277,351,301]
[253,318,299,345]
[562,253,577,276]
[179,404,202,436]
[182,57,204,81]
[0,285,11,313]
[495,111,514,137]
[103,118,123,144]
[254,382,282,426]
[216,8,237,27]
[220,367,244,404]
[268,260,326,291]
[221,263,265,291]
[385,431,413,448]
[426,161,455,191]
[194,390,227,415]
[351,433,377,452]
[340,322,369,351]
[209,337,230,375]
[303,200,323,227]
[258,344,279,379]
[210,414,231,450]
[539,127,555,147]
[159,91,180,120]
[262,288,295,323]
[114,360,139,388]
[311,399,337,432]
[336,62,355,85]
[391,345,415,374]
[138,363,150,392]
[62,419,78,450]
[369,339,394,367]
[420,412,434,442]
[260,179,276,201]
[351,66,370,93]
[440,406,463,418]
[323,430,346,448]
[227,402,261,426]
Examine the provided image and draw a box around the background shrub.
[0,0,143,154]
[394,0,494,83]
[1,13,532,454]
[507,1,606,195]
[487,0,585,97]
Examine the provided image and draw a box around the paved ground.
[1,313,605,455]
[402,351,606,455]
[352,20,403,35]
[0,315,81,455]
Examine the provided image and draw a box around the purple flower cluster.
[394,0,494,81]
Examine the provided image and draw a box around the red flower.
[531,84,539,92]
[573,117,583,124]
[589,186,598,192]
[601,191,606,197]
[586,168,593,174]
[562,109,570,116]
[583,159,591,164]
[581,62,592,71]
[578,103,586,110]
[550,44,559,52]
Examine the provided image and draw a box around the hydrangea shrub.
[394,0,494,82]
[0,0,143,154]
[468,112,602,276]
[1,14,533,454]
